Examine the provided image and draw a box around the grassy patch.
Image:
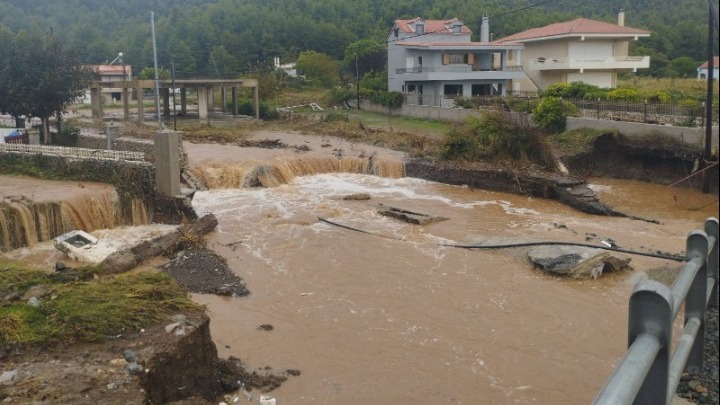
[0,262,200,345]
[548,128,610,155]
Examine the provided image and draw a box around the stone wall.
[77,133,188,167]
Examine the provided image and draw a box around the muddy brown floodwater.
[185,136,718,405]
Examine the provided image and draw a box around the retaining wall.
[567,117,719,149]
[361,101,719,150]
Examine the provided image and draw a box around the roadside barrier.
[593,217,719,405]
[0,143,145,161]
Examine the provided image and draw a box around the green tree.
[296,51,340,87]
[343,39,386,78]
[210,45,239,79]
[0,28,91,140]
[667,57,699,78]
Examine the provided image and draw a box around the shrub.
[54,125,80,146]
[532,97,577,133]
[361,89,403,109]
[321,111,349,122]
[543,83,572,97]
[234,98,279,120]
[441,111,554,166]
[606,88,642,102]
[329,86,353,104]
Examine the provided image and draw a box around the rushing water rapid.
[190,172,717,405]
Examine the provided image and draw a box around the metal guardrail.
[593,217,719,405]
[0,143,146,161]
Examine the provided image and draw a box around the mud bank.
[405,157,625,216]
[561,133,719,194]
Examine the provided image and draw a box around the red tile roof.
[396,41,523,48]
[394,18,472,35]
[499,18,650,42]
[699,57,719,68]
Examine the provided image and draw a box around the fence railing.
[402,94,717,127]
[0,143,146,161]
[593,217,719,405]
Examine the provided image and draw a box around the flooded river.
[186,139,717,405]
[2,134,716,404]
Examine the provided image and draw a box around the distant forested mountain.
[0,0,715,79]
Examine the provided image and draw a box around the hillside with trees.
[0,0,716,80]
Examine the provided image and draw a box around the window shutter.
[443,54,450,65]
[467,54,474,65]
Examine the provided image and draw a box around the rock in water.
[528,246,632,279]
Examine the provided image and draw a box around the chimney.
[480,14,489,42]
[618,9,625,26]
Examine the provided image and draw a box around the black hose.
[439,241,685,262]
[318,216,685,262]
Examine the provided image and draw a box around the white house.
[498,10,651,91]
[697,57,719,80]
[387,16,525,107]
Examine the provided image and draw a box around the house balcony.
[528,56,650,72]
[395,65,525,81]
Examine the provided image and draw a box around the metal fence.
[0,143,146,161]
[403,94,717,127]
[593,217,719,405]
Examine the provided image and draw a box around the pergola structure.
[88,78,260,122]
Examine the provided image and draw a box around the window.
[394,28,399,38]
[444,84,463,96]
[443,53,474,65]
[416,23,424,34]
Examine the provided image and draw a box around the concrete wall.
[567,117,719,149]
[360,100,479,122]
[361,100,719,150]
[77,133,188,167]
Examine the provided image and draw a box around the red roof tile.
[699,57,719,68]
[396,41,523,48]
[499,18,650,42]
[394,17,472,35]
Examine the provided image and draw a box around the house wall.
[517,39,567,91]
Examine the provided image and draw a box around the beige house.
[498,11,650,91]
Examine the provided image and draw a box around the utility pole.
[703,0,718,193]
[355,53,360,110]
[151,11,162,130]
[172,61,177,131]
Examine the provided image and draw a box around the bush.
[329,86,353,104]
[54,125,79,146]
[532,97,577,133]
[361,89,403,109]
[441,111,554,166]
[234,98,279,120]
[544,82,601,99]
[321,111,349,122]
[606,88,642,102]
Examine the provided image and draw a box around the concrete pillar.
[231,87,238,115]
[221,87,227,112]
[162,88,171,118]
[90,87,99,118]
[122,86,130,120]
[208,87,215,111]
[96,88,104,118]
[198,87,209,121]
[253,85,260,119]
[180,88,187,116]
[154,132,181,197]
[137,86,145,124]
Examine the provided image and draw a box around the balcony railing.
[396,65,523,75]
[528,56,650,71]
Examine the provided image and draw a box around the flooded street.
[186,139,717,405]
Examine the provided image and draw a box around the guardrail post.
[685,231,709,371]
[628,279,673,405]
[706,218,719,309]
